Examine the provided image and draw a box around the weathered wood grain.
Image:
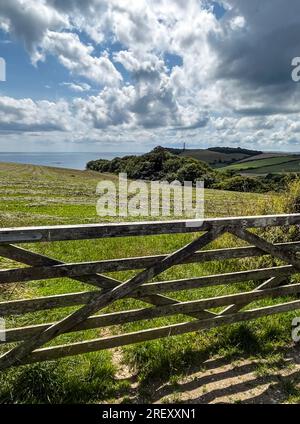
[1,214,300,368]
[0,264,297,316]
[3,282,300,343]
[17,299,300,365]
[220,275,287,315]
[0,228,225,369]
[3,241,300,272]
[0,257,297,287]
[229,227,300,271]
[0,214,299,244]
[133,265,296,296]
[0,244,215,322]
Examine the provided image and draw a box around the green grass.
[245,159,300,174]
[224,156,300,172]
[177,149,249,165]
[0,162,297,403]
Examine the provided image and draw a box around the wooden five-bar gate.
[1,213,300,370]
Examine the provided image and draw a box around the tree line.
[87,146,299,193]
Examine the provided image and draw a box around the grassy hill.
[166,146,262,167]
[164,147,300,175]
[237,152,291,163]
[224,155,300,175]
[0,161,269,227]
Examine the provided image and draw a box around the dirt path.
[110,345,300,404]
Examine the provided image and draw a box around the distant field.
[224,155,300,174]
[245,159,300,174]
[165,147,300,174]
[165,147,262,167]
[237,152,291,163]
[0,162,270,228]
[179,149,249,165]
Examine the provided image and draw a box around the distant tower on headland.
[183,142,186,152]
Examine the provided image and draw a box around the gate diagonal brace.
[0,227,226,370]
[221,226,299,315]
[0,244,215,325]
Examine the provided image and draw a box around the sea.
[0,152,136,170]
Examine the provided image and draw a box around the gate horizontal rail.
[0,214,299,244]
[0,213,300,369]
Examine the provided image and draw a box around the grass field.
[178,149,249,166]
[225,156,299,171]
[166,147,262,166]
[245,159,300,175]
[237,152,292,163]
[0,162,300,404]
[224,155,300,174]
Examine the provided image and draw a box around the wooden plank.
[0,291,99,316]
[221,226,300,316]
[229,227,300,271]
[0,244,115,289]
[0,245,214,321]
[0,256,297,287]
[18,299,300,365]
[2,241,300,271]
[0,290,214,317]
[4,282,300,343]
[220,276,287,315]
[0,227,225,369]
[0,259,123,285]
[0,264,296,316]
[0,214,300,244]
[133,265,296,296]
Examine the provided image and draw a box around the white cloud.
[0,0,68,57]
[0,96,74,132]
[60,82,91,92]
[73,85,136,129]
[1,0,300,151]
[41,31,122,87]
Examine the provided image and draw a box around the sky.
[0,0,300,152]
